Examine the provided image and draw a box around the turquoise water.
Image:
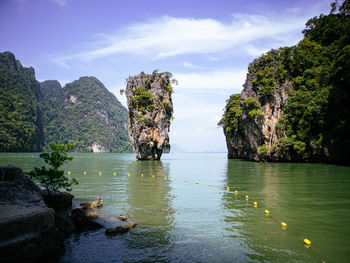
[1,152,350,262]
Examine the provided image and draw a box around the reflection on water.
[0,153,350,262]
[123,160,175,259]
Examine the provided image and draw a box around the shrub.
[257,144,269,155]
[243,97,265,118]
[27,143,78,194]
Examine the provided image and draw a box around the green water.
[1,153,350,263]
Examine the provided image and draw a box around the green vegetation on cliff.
[0,52,43,152]
[0,52,131,153]
[126,71,175,124]
[277,0,350,163]
[220,0,350,164]
[43,77,132,152]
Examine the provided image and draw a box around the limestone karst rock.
[125,71,175,160]
[219,50,293,162]
[0,51,131,153]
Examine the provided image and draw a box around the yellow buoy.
[265,210,270,215]
[128,173,130,177]
[245,195,249,200]
[254,202,258,207]
[164,176,167,180]
[281,222,287,228]
[235,190,238,195]
[227,187,230,191]
[209,184,213,187]
[99,171,102,176]
[67,171,71,175]
[185,180,187,183]
[83,171,87,175]
[141,173,143,177]
[113,172,116,176]
[152,175,155,179]
[304,239,311,246]
[195,181,199,185]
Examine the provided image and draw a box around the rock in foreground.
[80,196,103,208]
[0,166,64,263]
[125,71,175,160]
[71,207,103,232]
[105,222,137,236]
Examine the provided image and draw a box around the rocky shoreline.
[0,165,136,263]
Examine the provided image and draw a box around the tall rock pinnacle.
[125,71,176,160]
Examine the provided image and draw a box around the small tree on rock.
[28,143,78,195]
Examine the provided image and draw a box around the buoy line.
[67,170,326,263]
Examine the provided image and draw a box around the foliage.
[242,98,265,118]
[218,94,242,132]
[27,143,78,194]
[277,0,350,163]
[0,53,132,153]
[41,77,132,153]
[0,52,43,152]
[221,0,350,164]
[257,144,269,155]
[126,70,175,123]
[250,50,288,101]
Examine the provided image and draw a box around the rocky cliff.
[125,71,175,160]
[42,77,132,152]
[0,52,43,152]
[220,50,292,161]
[0,51,131,153]
[220,0,350,164]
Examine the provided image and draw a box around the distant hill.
[41,77,131,152]
[0,51,132,152]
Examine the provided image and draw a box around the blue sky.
[0,0,331,152]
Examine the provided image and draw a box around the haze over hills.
[0,51,132,153]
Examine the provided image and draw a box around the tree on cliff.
[28,143,78,194]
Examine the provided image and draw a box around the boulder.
[80,196,103,208]
[118,215,127,221]
[0,165,64,263]
[71,207,103,232]
[55,211,77,237]
[105,222,137,236]
[43,191,74,210]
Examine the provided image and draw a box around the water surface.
[1,153,349,263]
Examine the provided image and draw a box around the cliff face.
[0,51,131,153]
[0,52,43,152]
[125,71,175,160]
[42,77,132,153]
[220,50,293,161]
[221,2,350,164]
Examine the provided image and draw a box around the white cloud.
[182,62,204,69]
[174,69,246,93]
[53,12,309,67]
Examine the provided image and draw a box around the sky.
[0,0,332,152]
